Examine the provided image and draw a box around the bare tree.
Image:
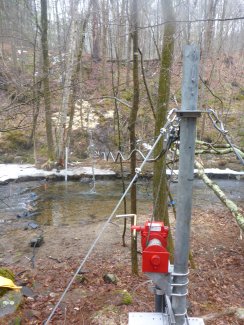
[41,0,54,161]
[153,0,176,254]
[91,0,101,61]
[66,2,92,146]
[56,1,79,165]
[128,0,139,275]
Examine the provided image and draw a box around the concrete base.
[128,312,205,325]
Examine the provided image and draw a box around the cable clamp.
[171,279,189,287]
[167,108,177,122]
[174,310,187,317]
[172,270,189,277]
[171,290,188,297]
[160,127,166,134]
[135,167,141,174]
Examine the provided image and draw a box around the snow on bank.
[0,164,243,184]
[167,168,244,177]
[0,164,116,183]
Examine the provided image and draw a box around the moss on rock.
[0,268,15,297]
[0,268,15,282]
[116,289,133,305]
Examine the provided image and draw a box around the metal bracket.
[165,295,176,324]
[145,272,172,296]
[154,288,164,295]
[171,279,189,287]
[116,214,137,238]
[176,110,202,118]
[172,270,189,277]
[171,290,188,297]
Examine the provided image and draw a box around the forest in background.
[0,2,243,324]
[0,0,243,167]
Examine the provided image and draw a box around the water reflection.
[0,179,243,227]
[34,180,153,226]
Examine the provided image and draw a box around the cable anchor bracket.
[176,110,202,118]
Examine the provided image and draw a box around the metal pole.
[65,147,68,182]
[155,287,163,312]
[172,45,200,325]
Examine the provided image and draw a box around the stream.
[0,179,243,229]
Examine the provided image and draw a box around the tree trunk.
[111,50,128,247]
[153,0,175,219]
[91,0,100,61]
[153,0,176,254]
[199,0,219,140]
[56,2,79,165]
[101,0,108,89]
[125,0,132,87]
[204,0,219,55]
[41,0,54,161]
[66,5,92,146]
[29,0,41,151]
[129,0,139,275]
[55,0,64,84]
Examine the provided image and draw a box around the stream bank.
[0,205,243,325]
[0,163,243,185]
[0,167,243,324]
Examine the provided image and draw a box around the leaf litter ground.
[0,205,243,325]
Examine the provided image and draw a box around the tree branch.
[138,48,156,120]
[195,159,244,232]
[138,16,244,30]
[195,147,244,157]
[90,96,132,108]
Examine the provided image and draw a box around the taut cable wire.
[44,109,177,324]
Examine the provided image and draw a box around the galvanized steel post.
[172,45,200,325]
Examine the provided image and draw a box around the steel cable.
[207,109,244,165]
[44,109,178,324]
[100,127,179,164]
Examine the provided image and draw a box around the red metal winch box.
[132,220,169,273]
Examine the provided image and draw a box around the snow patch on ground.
[0,164,116,183]
[0,164,243,184]
[167,168,244,176]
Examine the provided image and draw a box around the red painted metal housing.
[132,220,169,273]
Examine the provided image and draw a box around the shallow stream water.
[0,178,243,229]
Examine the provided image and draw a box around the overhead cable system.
[44,108,179,325]
[44,44,244,324]
[128,45,204,325]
